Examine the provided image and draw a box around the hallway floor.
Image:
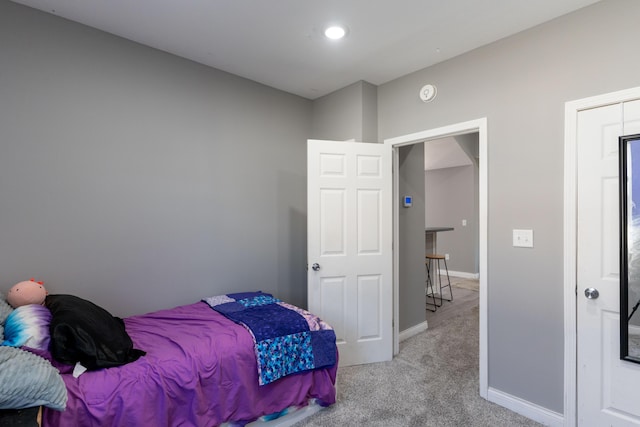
[425,275,479,330]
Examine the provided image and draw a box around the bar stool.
[425,258,439,312]
[425,254,453,307]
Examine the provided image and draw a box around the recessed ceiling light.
[324,25,347,40]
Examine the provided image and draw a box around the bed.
[1,291,338,427]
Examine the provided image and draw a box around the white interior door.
[307,139,392,367]
[577,99,640,426]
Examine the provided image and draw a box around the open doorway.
[424,134,479,327]
[424,134,479,278]
[384,118,488,399]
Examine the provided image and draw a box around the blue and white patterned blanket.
[203,291,337,385]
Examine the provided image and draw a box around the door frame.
[564,86,640,427]
[384,117,488,399]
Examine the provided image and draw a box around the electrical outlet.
[462,219,467,226]
[445,253,450,260]
[513,229,534,248]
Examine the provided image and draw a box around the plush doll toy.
[6,278,48,308]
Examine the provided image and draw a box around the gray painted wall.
[361,81,379,143]
[311,80,378,142]
[378,0,640,413]
[454,133,480,274]
[455,133,480,162]
[399,144,426,331]
[0,1,312,316]
[425,165,477,274]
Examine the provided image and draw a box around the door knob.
[312,263,321,271]
[584,288,599,299]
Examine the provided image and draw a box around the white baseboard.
[399,320,428,342]
[447,270,479,279]
[487,387,564,427]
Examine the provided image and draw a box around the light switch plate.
[513,229,534,248]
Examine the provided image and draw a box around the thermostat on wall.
[403,196,413,208]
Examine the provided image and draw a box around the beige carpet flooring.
[295,276,541,427]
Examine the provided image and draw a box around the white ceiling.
[12,0,600,100]
[424,138,472,171]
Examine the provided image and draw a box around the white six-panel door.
[307,139,392,367]
[577,99,640,426]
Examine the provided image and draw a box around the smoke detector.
[419,84,437,102]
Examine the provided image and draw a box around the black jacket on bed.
[45,294,145,370]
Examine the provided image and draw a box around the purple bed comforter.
[42,301,337,427]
